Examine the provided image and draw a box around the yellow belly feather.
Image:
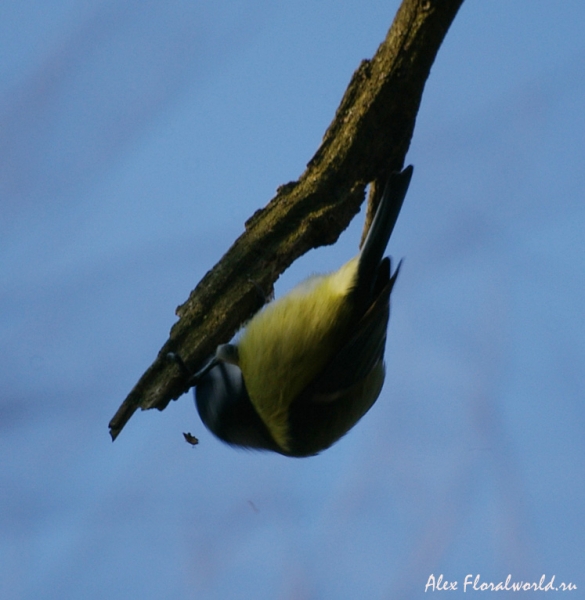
[237,257,359,450]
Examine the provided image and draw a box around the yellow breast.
[237,257,359,450]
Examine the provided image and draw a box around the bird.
[174,165,413,457]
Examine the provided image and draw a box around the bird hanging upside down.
[172,165,413,457]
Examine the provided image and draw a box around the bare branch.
[109,0,464,440]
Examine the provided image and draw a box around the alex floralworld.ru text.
[425,574,577,592]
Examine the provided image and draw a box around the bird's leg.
[248,278,274,306]
[167,352,191,377]
[167,352,219,389]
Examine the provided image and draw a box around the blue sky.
[1,1,584,598]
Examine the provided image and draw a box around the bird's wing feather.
[308,280,390,397]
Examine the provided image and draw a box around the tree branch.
[109,0,464,440]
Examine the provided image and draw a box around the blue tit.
[188,165,413,457]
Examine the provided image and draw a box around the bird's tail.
[356,165,413,294]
